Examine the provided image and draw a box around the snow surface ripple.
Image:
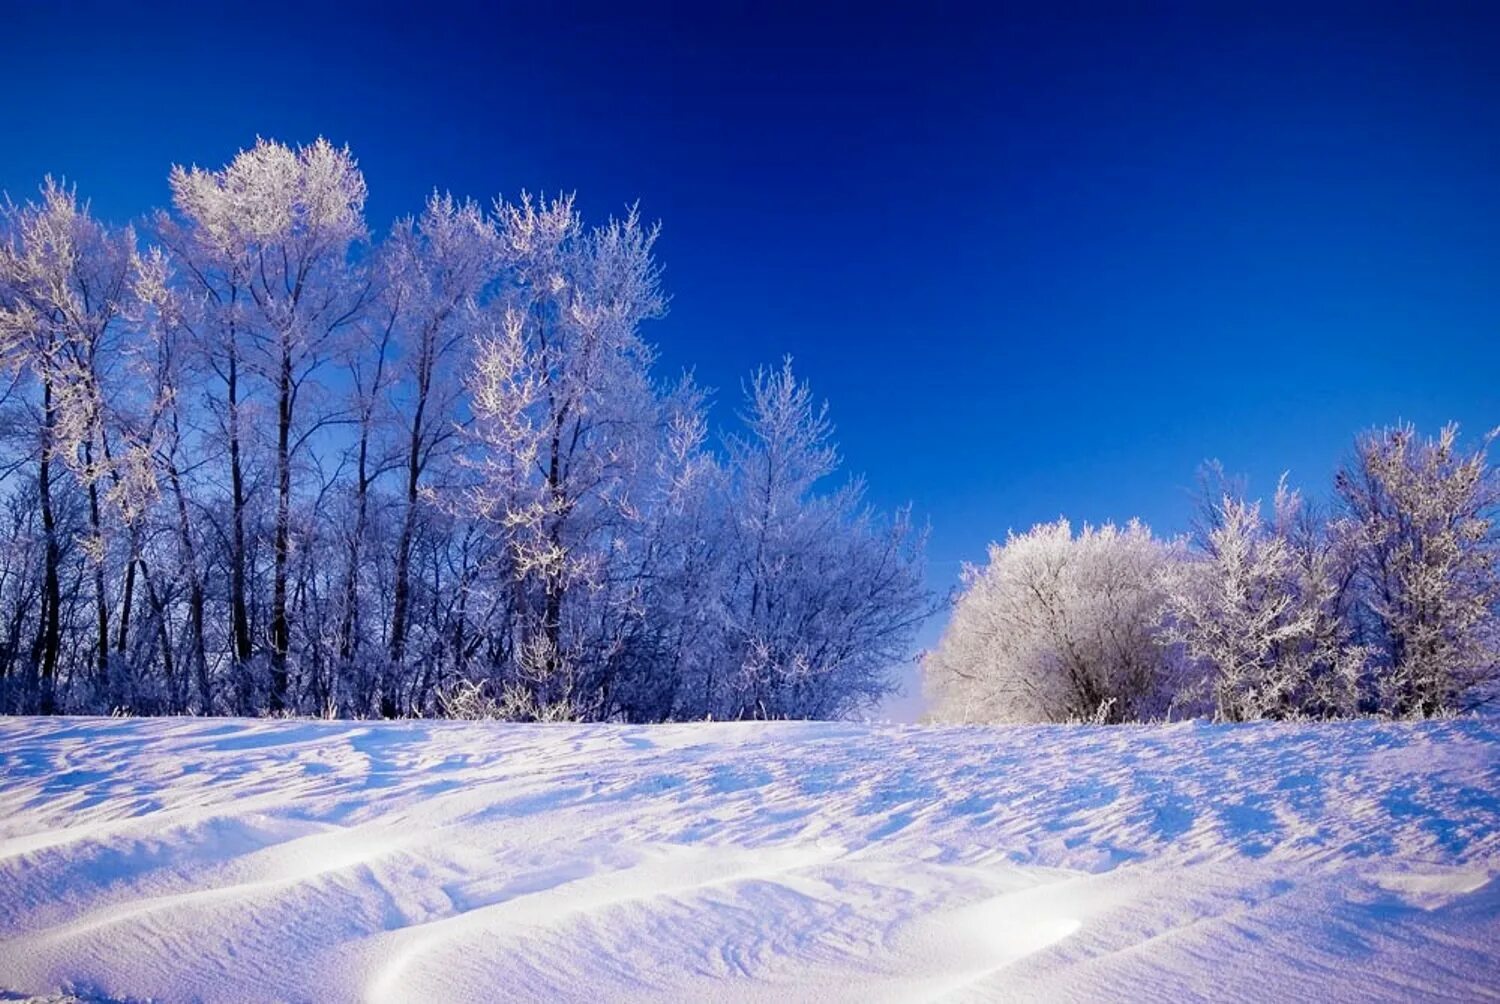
[0,716,1497,1002]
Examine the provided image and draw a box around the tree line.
[0,138,931,721]
[925,424,1500,723]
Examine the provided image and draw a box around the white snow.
[1,716,1497,1002]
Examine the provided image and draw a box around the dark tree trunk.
[35,376,61,714]
[269,344,293,712]
[543,420,565,679]
[227,346,254,708]
[388,416,424,671]
[116,553,137,656]
[82,440,109,690]
[169,460,211,712]
[139,564,178,712]
[340,417,371,712]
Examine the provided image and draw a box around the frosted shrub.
[1337,424,1500,715]
[1163,484,1366,722]
[924,519,1177,724]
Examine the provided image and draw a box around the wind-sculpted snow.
[1,718,1497,1002]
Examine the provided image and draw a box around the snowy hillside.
[1,717,1497,1003]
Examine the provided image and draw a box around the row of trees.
[0,138,930,720]
[925,424,1500,723]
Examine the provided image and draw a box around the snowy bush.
[1163,483,1366,722]
[930,425,1499,726]
[437,677,581,723]
[923,519,1178,724]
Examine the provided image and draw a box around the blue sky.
[4,2,1496,714]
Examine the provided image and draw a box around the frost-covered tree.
[1163,482,1365,722]
[129,247,212,711]
[381,193,500,714]
[1337,424,1500,715]
[711,360,929,720]
[461,194,667,718]
[616,376,728,719]
[0,181,139,712]
[924,519,1175,724]
[165,138,369,711]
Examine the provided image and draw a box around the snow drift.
[1,716,1497,1002]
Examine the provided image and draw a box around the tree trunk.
[35,376,61,714]
[227,345,253,707]
[544,420,565,680]
[82,440,109,692]
[139,564,178,712]
[169,460,211,712]
[116,552,138,656]
[341,419,371,712]
[269,343,293,712]
[388,410,425,671]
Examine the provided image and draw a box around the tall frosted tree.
[462,195,666,717]
[715,360,930,720]
[381,193,500,714]
[0,181,139,712]
[130,248,211,710]
[165,138,369,711]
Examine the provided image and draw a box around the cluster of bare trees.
[926,424,1500,724]
[0,139,930,721]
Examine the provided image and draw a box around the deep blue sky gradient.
[4,2,1497,714]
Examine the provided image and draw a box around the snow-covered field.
[1,716,1497,1003]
